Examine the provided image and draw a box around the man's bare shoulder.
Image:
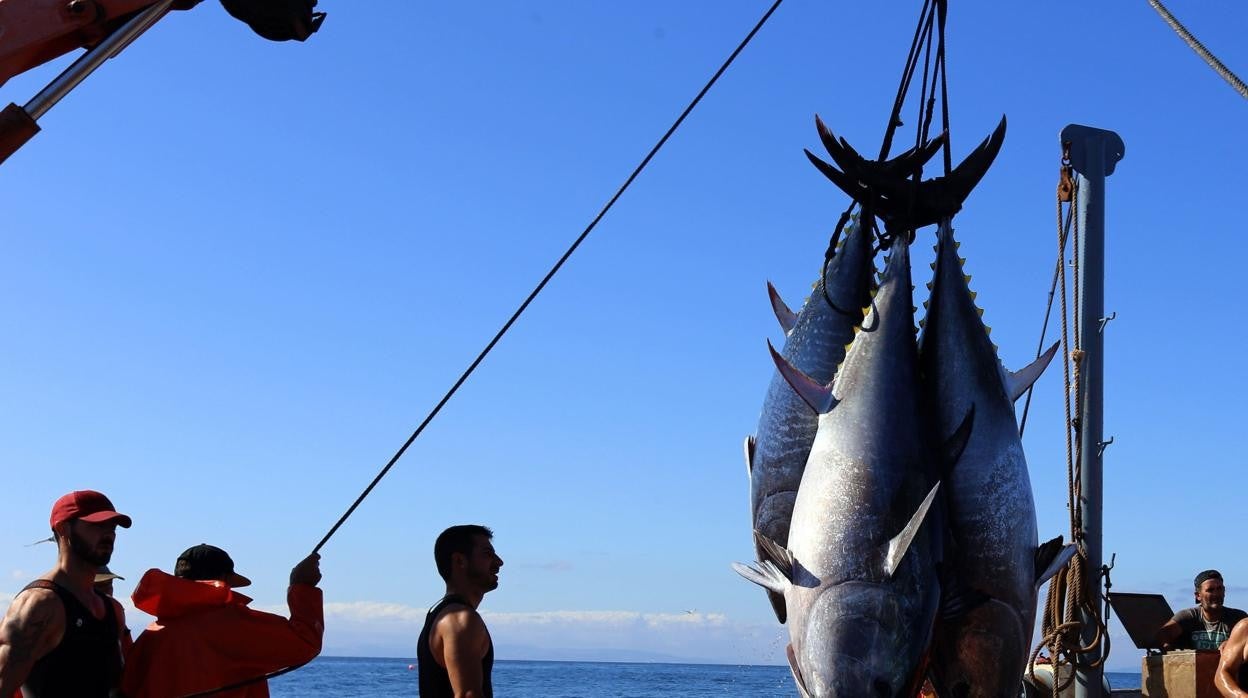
[0,586,66,665]
[2,587,66,632]
[1229,616,1248,640]
[434,605,486,635]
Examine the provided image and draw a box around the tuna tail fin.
[768,340,837,414]
[884,482,941,578]
[1034,536,1078,590]
[1006,341,1060,403]
[767,281,798,335]
[744,435,755,477]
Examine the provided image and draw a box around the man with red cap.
[121,543,324,698]
[0,490,132,697]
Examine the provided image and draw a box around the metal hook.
[1097,436,1114,458]
[1098,312,1117,333]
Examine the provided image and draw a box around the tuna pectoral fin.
[1006,341,1060,402]
[884,482,941,578]
[1034,536,1078,589]
[939,405,976,478]
[768,340,837,414]
[754,529,796,581]
[767,281,798,335]
[734,530,797,596]
[744,435,756,477]
[732,560,790,596]
[939,582,990,620]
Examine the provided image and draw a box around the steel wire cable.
[1147,0,1248,100]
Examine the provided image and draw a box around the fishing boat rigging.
[0,0,1240,695]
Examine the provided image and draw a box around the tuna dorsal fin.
[1034,536,1078,590]
[766,281,798,335]
[883,482,941,578]
[743,435,755,477]
[768,340,837,414]
[1006,341,1060,402]
[940,405,976,480]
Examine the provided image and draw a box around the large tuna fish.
[747,217,875,623]
[918,220,1073,698]
[737,238,944,697]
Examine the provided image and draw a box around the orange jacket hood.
[131,568,254,619]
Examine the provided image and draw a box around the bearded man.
[418,525,504,698]
[0,490,132,697]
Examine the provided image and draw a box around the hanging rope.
[1028,147,1110,694]
[820,0,950,300]
[1018,157,1075,436]
[175,1,788,695]
[1147,0,1248,100]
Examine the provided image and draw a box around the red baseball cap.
[50,490,132,530]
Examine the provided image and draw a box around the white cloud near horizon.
[0,591,1146,672]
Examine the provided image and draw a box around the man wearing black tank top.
[0,490,132,697]
[417,525,503,698]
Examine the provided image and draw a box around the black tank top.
[417,594,493,698]
[20,579,121,698]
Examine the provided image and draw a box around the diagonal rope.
[1147,0,1248,99]
[177,1,788,694]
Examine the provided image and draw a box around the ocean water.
[270,657,796,696]
[269,657,1145,696]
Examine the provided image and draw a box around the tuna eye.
[873,679,891,697]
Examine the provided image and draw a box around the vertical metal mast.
[1061,124,1125,698]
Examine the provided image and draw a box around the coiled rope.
[1027,148,1111,695]
[1147,0,1247,100]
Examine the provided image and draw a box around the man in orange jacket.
[120,544,323,698]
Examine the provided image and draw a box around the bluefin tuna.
[747,217,874,623]
[918,220,1073,698]
[736,238,944,697]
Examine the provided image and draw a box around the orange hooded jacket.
[120,569,323,698]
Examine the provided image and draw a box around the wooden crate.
[1142,650,1220,698]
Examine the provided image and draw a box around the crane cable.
[177,0,787,694]
[1147,0,1248,100]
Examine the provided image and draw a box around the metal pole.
[1061,124,1124,698]
[25,0,176,120]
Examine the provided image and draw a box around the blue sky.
[1,0,1246,673]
